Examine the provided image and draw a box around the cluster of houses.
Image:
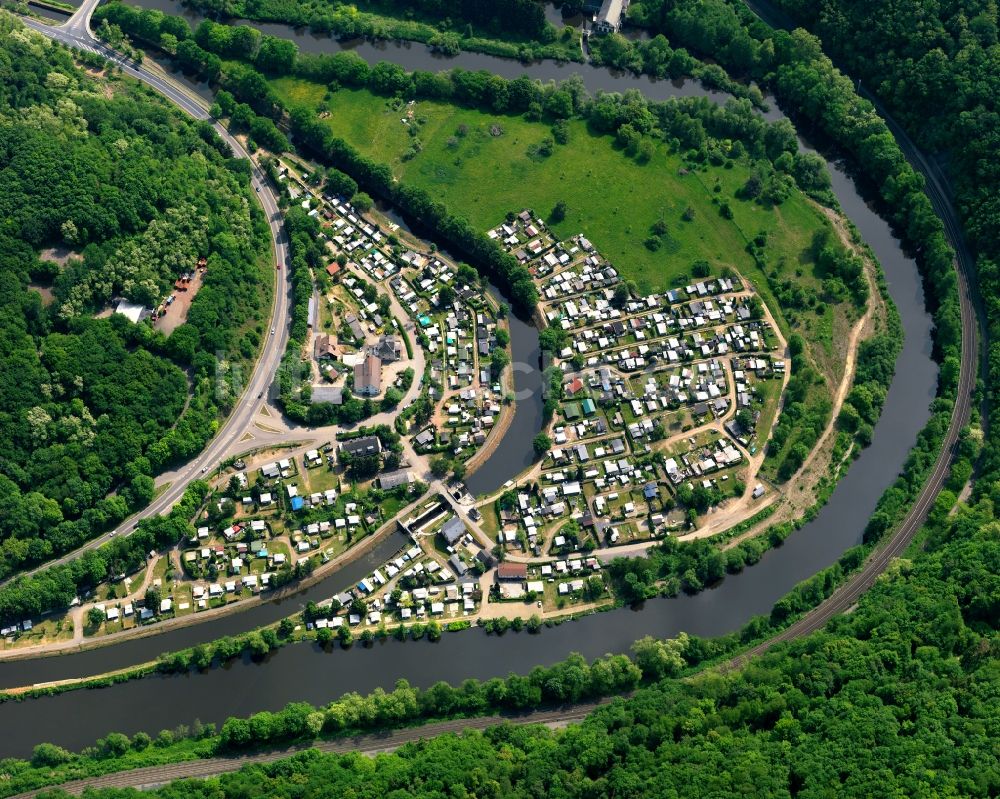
[488,210,559,267]
[182,516,285,583]
[280,159,519,473]
[664,435,745,486]
[496,436,668,554]
[313,313,403,402]
[544,289,770,375]
[493,555,604,602]
[438,514,496,578]
[306,185,411,403]
[0,619,33,639]
[319,196,387,261]
[482,212,785,539]
[295,171,513,472]
[96,597,163,625]
[310,525,483,628]
[389,254,509,463]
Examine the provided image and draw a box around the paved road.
[7,702,606,798]
[12,3,293,583]
[13,0,981,677]
[0,6,982,794]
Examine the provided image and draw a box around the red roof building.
[496,562,528,582]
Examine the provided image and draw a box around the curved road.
[15,0,293,583]
[9,0,982,732]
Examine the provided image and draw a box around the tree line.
[758,0,1000,507]
[6,488,999,796]
[101,0,576,64]
[0,480,207,623]
[0,15,270,584]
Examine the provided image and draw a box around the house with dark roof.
[378,470,413,490]
[339,435,382,458]
[440,516,467,546]
[372,335,402,363]
[345,313,367,342]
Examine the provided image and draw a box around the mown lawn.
[272,80,838,310]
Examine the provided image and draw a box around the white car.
[270,328,275,335]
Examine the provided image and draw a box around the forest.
[0,0,994,795]
[757,0,1000,496]
[8,487,998,797]
[0,15,271,583]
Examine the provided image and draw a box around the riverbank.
[0,4,945,756]
[0,491,416,664]
[1,698,612,799]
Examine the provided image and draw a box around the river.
[26,3,72,22]
[0,5,937,758]
[123,0,770,110]
[371,199,546,498]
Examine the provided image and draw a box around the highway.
[15,1,294,582]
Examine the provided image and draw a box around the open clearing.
[273,79,863,395]
[274,81,839,310]
[154,270,204,336]
[271,78,874,490]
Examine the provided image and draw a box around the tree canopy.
[0,15,269,582]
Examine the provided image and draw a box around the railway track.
[3,5,982,795]
[7,703,603,798]
[728,0,982,667]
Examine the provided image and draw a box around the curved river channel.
[0,6,939,757]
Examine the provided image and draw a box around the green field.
[272,80,838,310]
[271,78,867,479]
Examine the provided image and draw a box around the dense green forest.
[0,15,271,582]
[13,495,999,796]
[757,0,1000,491]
